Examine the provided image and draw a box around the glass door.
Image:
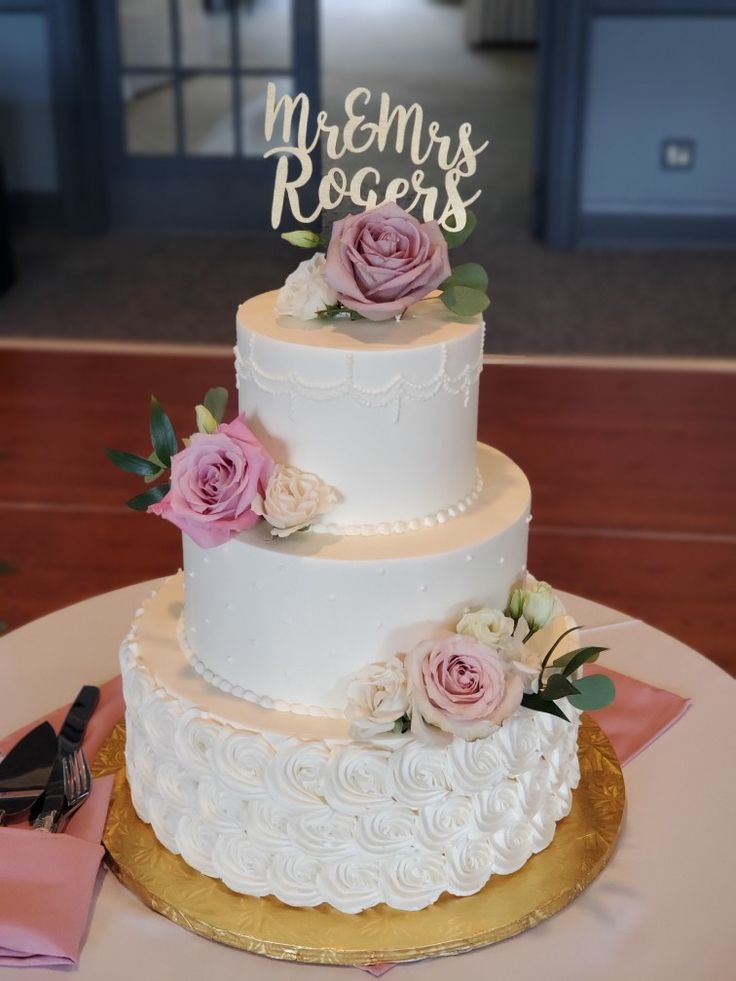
[98,0,319,230]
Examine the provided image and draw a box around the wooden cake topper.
[263,84,489,231]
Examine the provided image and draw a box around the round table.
[0,581,733,980]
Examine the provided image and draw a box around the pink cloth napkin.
[0,677,124,967]
[582,663,691,765]
[0,669,690,970]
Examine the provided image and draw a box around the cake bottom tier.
[119,580,582,914]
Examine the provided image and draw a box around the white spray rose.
[252,464,337,538]
[456,608,515,649]
[275,252,337,320]
[346,657,410,738]
[508,577,556,633]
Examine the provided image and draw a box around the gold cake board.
[93,716,624,967]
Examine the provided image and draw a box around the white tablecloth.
[1,581,734,979]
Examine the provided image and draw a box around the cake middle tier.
[182,444,530,717]
[235,291,484,531]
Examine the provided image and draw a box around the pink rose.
[148,416,273,548]
[323,202,451,322]
[407,635,524,741]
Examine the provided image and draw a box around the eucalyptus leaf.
[554,645,608,677]
[195,404,218,434]
[441,210,477,248]
[440,262,488,293]
[149,397,177,468]
[521,692,570,722]
[105,447,163,476]
[203,387,229,424]
[541,673,580,701]
[126,482,170,512]
[441,286,490,317]
[568,674,616,711]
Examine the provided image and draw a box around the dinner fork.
[58,748,92,831]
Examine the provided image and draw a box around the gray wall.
[0,11,58,193]
[581,16,736,217]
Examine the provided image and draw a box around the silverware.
[32,685,100,830]
[0,722,57,824]
[60,748,92,828]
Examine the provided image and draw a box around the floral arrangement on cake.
[346,576,616,743]
[277,202,489,323]
[105,388,337,547]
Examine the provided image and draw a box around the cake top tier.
[237,291,482,353]
[235,291,485,533]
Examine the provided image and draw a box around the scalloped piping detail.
[176,615,346,720]
[234,324,485,424]
[310,468,484,536]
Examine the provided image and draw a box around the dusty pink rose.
[407,634,524,741]
[323,202,451,321]
[148,416,273,548]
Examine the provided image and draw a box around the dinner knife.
[32,685,100,831]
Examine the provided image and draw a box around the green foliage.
[105,448,163,477]
[440,262,488,293]
[554,646,607,677]
[149,396,177,468]
[441,285,490,317]
[203,387,229,425]
[568,674,616,711]
[521,693,569,722]
[441,210,477,248]
[126,483,170,512]
[541,673,580,701]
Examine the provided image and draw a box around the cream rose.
[456,608,514,649]
[346,657,410,738]
[252,464,337,538]
[275,252,338,321]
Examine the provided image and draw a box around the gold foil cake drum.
[94,715,624,966]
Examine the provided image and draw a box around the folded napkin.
[0,668,690,970]
[0,677,123,968]
[582,663,691,765]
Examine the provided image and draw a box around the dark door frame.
[95,0,321,232]
[535,0,736,249]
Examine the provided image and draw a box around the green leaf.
[143,451,165,484]
[105,447,163,476]
[195,404,218,434]
[568,674,616,711]
[441,210,477,248]
[126,482,170,512]
[149,397,177,468]
[521,692,570,722]
[440,262,488,293]
[541,673,580,701]
[440,286,490,317]
[554,646,608,677]
[203,387,229,424]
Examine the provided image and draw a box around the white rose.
[252,464,337,538]
[346,657,410,738]
[456,608,514,649]
[275,253,337,321]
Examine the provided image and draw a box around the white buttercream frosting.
[120,612,582,913]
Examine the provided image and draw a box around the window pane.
[241,75,294,157]
[179,0,231,68]
[239,0,292,69]
[117,0,171,68]
[183,75,234,156]
[122,74,176,154]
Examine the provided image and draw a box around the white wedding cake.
[118,282,585,913]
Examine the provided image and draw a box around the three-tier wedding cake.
[118,279,584,914]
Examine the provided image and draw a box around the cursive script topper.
[263,84,488,232]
